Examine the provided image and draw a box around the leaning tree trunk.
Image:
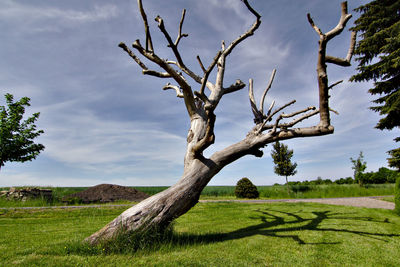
[86,0,355,245]
[86,157,221,244]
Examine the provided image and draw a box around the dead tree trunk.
[86,0,356,245]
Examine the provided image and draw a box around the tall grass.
[0,184,395,208]
[258,184,395,199]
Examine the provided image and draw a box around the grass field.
[132,184,397,199]
[0,184,395,208]
[0,202,399,266]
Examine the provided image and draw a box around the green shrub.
[234,178,259,199]
[395,177,400,215]
[290,184,311,193]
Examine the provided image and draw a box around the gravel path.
[0,196,395,210]
[201,196,395,210]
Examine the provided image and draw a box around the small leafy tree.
[0,94,44,170]
[350,151,367,186]
[271,141,297,195]
[234,177,259,199]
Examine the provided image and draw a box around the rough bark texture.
[86,0,355,245]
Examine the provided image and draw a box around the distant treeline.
[286,167,399,186]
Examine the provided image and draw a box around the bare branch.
[137,0,153,52]
[326,2,352,40]
[326,30,356,66]
[279,109,319,128]
[223,80,246,95]
[241,0,261,19]
[328,80,343,90]
[196,55,206,73]
[175,9,189,47]
[223,1,261,57]
[119,43,171,78]
[131,39,197,116]
[142,70,172,78]
[346,31,357,62]
[167,60,203,84]
[307,13,323,36]
[119,42,147,70]
[155,13,206,87]
[155,15,185,67]
[259,69,276,115]
[260,108,319,133]
[329,108,339,115]
[264,100,296,122]
[163,83,184,98]
[199,51,222,96]
[215,0,261,91]
[257,100,298,133]
[281,106,316,119]
[266,100,275,117]
[248,79,263,123]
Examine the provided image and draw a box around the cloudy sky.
[1,0,397,187]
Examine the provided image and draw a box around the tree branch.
[198,51,222,97]
[325,2,352,40]
[163,83,184,98]
[326,31,356,66]
[328,80,343,90]
[155,15,184,67]
[174,9,188,47]
[137,0,153,52]
[119,43,171,78]
[248,79,263,123]
[223,80,246,95]
[196,55,207,73]
[307,14,324,37]
[131,39,197,116]
[259,69,276,115]
[215,0,261,91]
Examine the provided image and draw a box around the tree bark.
[86,157,221,245]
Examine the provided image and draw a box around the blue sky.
[0,0,397,187]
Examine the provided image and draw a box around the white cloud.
[38,100,186,174]
[0,1,118,32]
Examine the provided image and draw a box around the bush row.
[286,167,399,186]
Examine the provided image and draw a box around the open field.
[0,184,395,208]
[0,202,399,266]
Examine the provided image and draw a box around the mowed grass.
[1,202,399,266]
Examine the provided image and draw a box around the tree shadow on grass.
[62,208,400,255]
[172,208,400,247]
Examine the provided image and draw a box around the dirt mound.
[63,184,149,203]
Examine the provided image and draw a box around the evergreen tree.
[350,0,400,169]
[350,151,367,186]
[271,141,297,195]
[0,94,44,170]
[387,148,400,172]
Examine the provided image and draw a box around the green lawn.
[1,202,399,266]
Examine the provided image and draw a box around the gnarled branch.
[163,83,184,98]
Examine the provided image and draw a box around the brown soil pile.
[63,184,149,203]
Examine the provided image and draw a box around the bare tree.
[86,0,356,244]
